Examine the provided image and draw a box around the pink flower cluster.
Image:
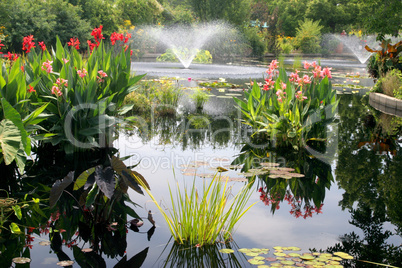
[303,61,332,79]
[263,59,279,91]
[77,68,87,78]
[284,193,323,219]
[259,187,324,219]
[97,70,107,83]
[41,60,53,73]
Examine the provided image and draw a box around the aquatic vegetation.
[137,174,256,246]
[234,59,338,149]
[189,88,210,110]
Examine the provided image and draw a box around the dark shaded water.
[2,61,401,267]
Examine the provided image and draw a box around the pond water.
[2,60,401,267]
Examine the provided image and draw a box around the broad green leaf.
[10,222,22,234]
[49,171,74,208]
[0,119,21,165]
[86,183,99,207]
[74,167,96,190]
[12,205,22,220]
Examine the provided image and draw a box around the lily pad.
[274,252,287,257]
[57,260,75,266]
[300,255,315,260]
[249,259,265,265]
[288,253,301,257]
[260,162,280,167]
[266,257,277,262]
[254,256,266,261]
[12,257,31,264]
[238,248,251,253]
[39,241,51,246]
[246,252,259,257]
[219,248,235,254]
[281,260,295,265]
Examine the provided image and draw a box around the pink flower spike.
[62,58,69,64]
[281,82,287,90]
[98,70,107,78]
[303,74,311,84]
[188,77,192,81]
[303,61,310,70]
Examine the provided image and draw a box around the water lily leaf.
[331,257,342,261]
[49,171,74,208]
[12,257,31,264]
[266,257,277,262]
[254,256,266,261]
[289,253,301,257]
[300,254,315,260]
[246,252,259,257]
[216,166,228,172]
[238,248,251,253]
[248,258,265,265]
[57,260,75,266]
[281,260,295,265]
[260,162,280,167]
[219,249,235,254]
[273,246,283,250]
[270,263,283,267]
[274,252,287,257]
[289,173,305,178]
[257,265,270,268]
[39,241,51,246]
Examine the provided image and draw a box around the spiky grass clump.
[140,175,256,246]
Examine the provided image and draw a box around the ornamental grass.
[137,174,256,247]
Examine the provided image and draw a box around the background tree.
[360,0,402,39]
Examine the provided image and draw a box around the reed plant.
[137,174,256,246]
[190,88,210,111]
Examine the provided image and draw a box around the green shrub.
[242,27,266,57]
[294,19,323,54]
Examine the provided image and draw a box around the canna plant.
[0,57,49,173]
[234,60,338,149]
[22,26,144,154]
[137,174,256,247]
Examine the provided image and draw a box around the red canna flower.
[91,25,104,45]
[67,37,80,49]
[0,40,4,54]
[87,40,96,52]
[110,32,124,45]
[38,41,46,51]
[22,35,36,53]
[6,51,19,61]
[27,85,36,93]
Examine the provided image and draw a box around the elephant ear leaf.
[74,167,96,190]
[49,171,74,208]
[121,169,143,195]
[111,155,150,191]
[94,166,115,199]
[0,119,21,165]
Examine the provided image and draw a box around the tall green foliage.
[294,19,323,53]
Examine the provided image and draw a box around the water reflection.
[161,239,247,268]
[232,144,333,218]
[326,204,402,267]
[336,94,402,233]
